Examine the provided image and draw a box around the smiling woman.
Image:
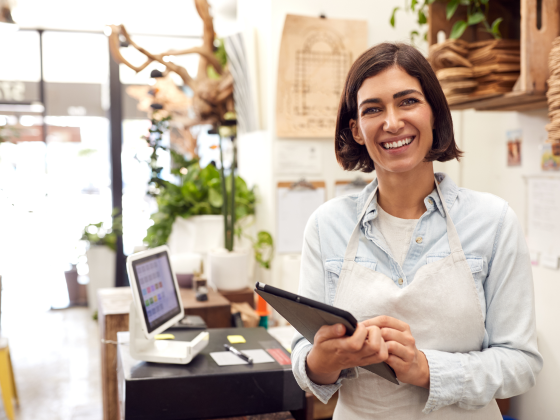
[291,42,542,420]
[335,42,461,174]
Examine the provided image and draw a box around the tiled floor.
[0,306,102,420]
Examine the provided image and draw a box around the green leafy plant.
[251,231,274,269]
[390,0,503,42]
[140,111,172,196]
[0,125,19,143]
[144,161,222,247]
[208,38,227,80]
[143,158,259,249]
[81,211,123,251]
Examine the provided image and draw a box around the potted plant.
[139,110,225,255]
[80,213,122,315]
[207,113,264,291]
[142,113,273,290]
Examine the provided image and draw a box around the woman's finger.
[386,340,415,363]
[362,315,409,332]
[340,322,368,353]
[385,353,407,372]
[314,323,346,344]
[361,326,383,355]
[381,328,415,347]
[359,341,389,366]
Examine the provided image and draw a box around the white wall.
[454,108,559,420]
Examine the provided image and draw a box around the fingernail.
[337,325,343,334]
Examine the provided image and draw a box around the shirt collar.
[356,172,459,223]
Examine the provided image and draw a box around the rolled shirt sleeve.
[291,211,359,404]
[421,206,543,414]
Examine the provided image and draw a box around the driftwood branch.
[194,0,216,80]
[106,0,235,155]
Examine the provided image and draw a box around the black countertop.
[117,327,305,420]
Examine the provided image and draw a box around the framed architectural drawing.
[276,14,367,138]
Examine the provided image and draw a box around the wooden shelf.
[429,0,560,112]
[449,91,547,111]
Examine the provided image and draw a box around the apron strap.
[343,175,463,263]
[434,177,463,257]
[343,186,378,262]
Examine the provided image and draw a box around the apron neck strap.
[344,186,377,262]
[343,175,462,262]
[434,177,462,254]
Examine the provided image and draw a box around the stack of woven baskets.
[429,39,521,105]
[546,37,560,156]
[469,39,520,96]
[429,40,477,104]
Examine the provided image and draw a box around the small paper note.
[210,349,276,366]
[227,335,246,344]
[154,334,175,340]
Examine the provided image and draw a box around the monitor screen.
[131,251,182,334]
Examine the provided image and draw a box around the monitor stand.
[129,302,209,364]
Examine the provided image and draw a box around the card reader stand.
[129,303,209,364]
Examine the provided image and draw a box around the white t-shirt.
[374,205,419,266]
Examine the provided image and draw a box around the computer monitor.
[127,245,184,340]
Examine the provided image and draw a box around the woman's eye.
[401,98,419,106]
[363,107,380,115]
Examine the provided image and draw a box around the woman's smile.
[379,135,415,152]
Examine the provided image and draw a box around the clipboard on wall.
[334,178,373,197]
[277,180,326,253]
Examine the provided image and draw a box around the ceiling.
[11,0,238,37]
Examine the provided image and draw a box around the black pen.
[224,344,253,364]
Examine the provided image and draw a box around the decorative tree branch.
[106,0,234,131]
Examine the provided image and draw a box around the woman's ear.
[350,119,365,145]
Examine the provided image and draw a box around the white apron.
[332,179,501,419]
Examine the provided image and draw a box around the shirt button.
[416,236,423,244]
[398,278,403,285]
[428,198,434,205]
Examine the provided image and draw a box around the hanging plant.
[390,0,503,42]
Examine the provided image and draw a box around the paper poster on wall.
[277,182,325,253]
[541,144,560,171]
[506,129,522,166]
[275,141,323,175]
[275,14,368,138]
[527,178,560,258]
[334,179,373,197]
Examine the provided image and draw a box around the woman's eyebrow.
[358,97,382,108]
[393,89,424,99]
[358,89,424,108]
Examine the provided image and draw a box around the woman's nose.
[383,108,404,133]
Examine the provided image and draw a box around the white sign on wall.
[527,177,560,262]
[275,141,323,175]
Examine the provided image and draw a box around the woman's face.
[350,66,435,175]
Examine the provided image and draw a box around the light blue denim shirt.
[291,173,542,414]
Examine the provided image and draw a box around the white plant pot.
[209,250,251,291]
[170,252,203,274]
[86,245,116,315]
[168,215,224,255]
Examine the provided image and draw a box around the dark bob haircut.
[335,42,462,172]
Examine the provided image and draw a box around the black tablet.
[255,282,398,385]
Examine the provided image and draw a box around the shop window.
[42,31,109,84]
[0,30,41,83]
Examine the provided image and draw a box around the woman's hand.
[306,322,389,385]
[362,316,430,388]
